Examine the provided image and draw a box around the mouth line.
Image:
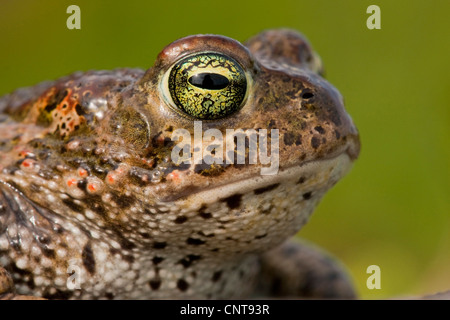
[163,145,355,204]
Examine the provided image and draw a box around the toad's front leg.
[255,240,356,299]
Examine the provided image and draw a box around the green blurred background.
[0,0,449,299]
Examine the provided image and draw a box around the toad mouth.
[162,142,357,205]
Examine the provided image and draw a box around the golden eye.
[166,52,247,120]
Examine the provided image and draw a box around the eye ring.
[162,52,249,120]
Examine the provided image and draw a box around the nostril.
[301,91,314,99]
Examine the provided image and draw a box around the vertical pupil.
[188,73,229,90]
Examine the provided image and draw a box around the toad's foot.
[255,240,356,299]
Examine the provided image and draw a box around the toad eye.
[166,52,248,120]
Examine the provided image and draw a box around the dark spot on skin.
[84,195,107,215]
[297,176,306,184]
[153,242,167,249]
[8,263,34,290]
[283,132,302,146]
[89,201,107,215]
[314,126,325,134]
[43,289,74,300]
[212,270,222,282]
[26,277,36,291]
[311,136,320,149]
[163,137,173,146]
[199,211,212,219]
[335,130,341,139]
[62,198,84,213]
[187,237,206,245]
[177,279,189,291]
[149,278,161,290]
[174,216,188,224]
[255,233,267,239]
[54,224,65,234]
[140,232,151,239]
[117,236,136,250]
[303,192,312,200]
[82,243,96,275]
[198,204,212,219]
[36,235,50,245]
[123,255,135,264]
[75,104,85,116]
[301,91,314,99]
[254,183,280,195]
[42,247,56,259]
[152,256,164,265]
[268,120,276,129]
[283,132,294,146]
[178,254,201,268]
[109,248,120,255]
[45,89,68,114]
[105,292,114,300]
[152,131,164,146]
[44,103,57,113]
[222,194,242,209]
[77,179,87,190]
[110,192,135,209]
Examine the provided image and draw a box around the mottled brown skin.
[0,29,360,299]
